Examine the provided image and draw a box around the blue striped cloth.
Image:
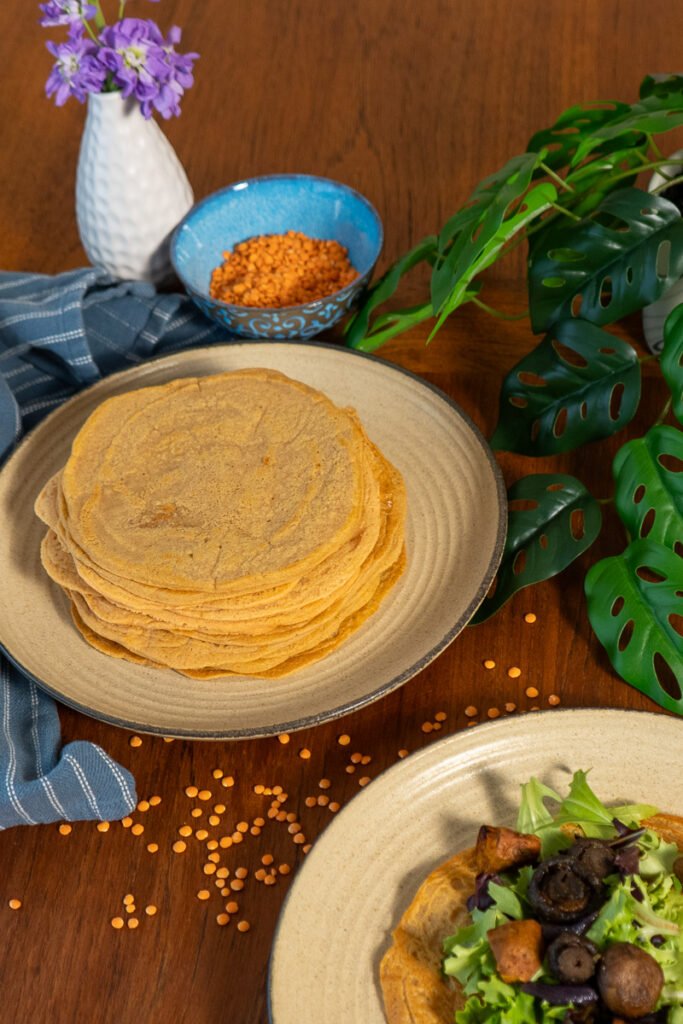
[0,269,227,829]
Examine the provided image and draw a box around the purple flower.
[98,18,166,98]
[39,0,96,27]
[45,22,107,106]
[99,18,198,120]
[143,26,198,119]
[41,7,198,118]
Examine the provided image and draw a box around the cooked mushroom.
[528,857,604,923]
[475,826,541,873]
[541,910,599,944]
[597,942,664,1018]
[547,932,598,984]
[565,839,616,880]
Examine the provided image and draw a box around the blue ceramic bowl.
[171,174,383,340]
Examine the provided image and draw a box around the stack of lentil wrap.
[35,368,406,678]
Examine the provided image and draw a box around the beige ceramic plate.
[268,708,683,1023]
[0,342,505,739]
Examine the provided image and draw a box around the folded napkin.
[0,269,227,829]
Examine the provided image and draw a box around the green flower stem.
[539,162,575,193]
[549,201,582,222]
[471,296,529,320]
[80,14,100,42]
[119,1,126,18]
[654,396,673,426]
[93,0,106,29]
[597,495,615,505]
[652,174,683,195]
[578,158,678,196]
[503,154,680,245]
[635,149,655,166]
[639,353,659,364]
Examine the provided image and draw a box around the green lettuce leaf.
[515,777,561,834]
[444,907,502,993]
[639,829,683,878]
[488,882,523,920]
[514,770,657,855]
[551,769,658,836]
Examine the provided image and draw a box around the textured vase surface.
[76,92,194,284]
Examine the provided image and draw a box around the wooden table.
[1,2,681,1021]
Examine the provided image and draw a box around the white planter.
[642,150,683,354]
[76,92,194,284]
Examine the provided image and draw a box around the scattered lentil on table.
[33,673,569,944]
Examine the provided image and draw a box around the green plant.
[345,74,683,712]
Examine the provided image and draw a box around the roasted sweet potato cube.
[475,826,541,873]
[487,919,543,983]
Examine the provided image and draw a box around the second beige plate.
[0,342,505,738]
[268,708,683,1023]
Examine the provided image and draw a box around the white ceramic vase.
[76,92,194,284]
[642,150,683,354]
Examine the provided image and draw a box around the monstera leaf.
[471,474,602,623]
[613,425,683,551]
[528,101,640,171]
[561,149,645,218]
[661,301,683,423]
[436,152,546,254]
[491,319,640,455]
[431,149,556,325]
[345,235,437,350]
[571,91,683,165]
[585,540,683,714]
[528,188,683,334]
[639,73,683,100]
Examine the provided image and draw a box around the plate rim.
[0,339,507,739]
[266,705,676,1022]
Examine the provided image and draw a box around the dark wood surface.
[1,2,682,1022]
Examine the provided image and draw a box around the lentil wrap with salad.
[381,771,683,1024]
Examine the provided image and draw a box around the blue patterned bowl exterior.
[171,174,383,339]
